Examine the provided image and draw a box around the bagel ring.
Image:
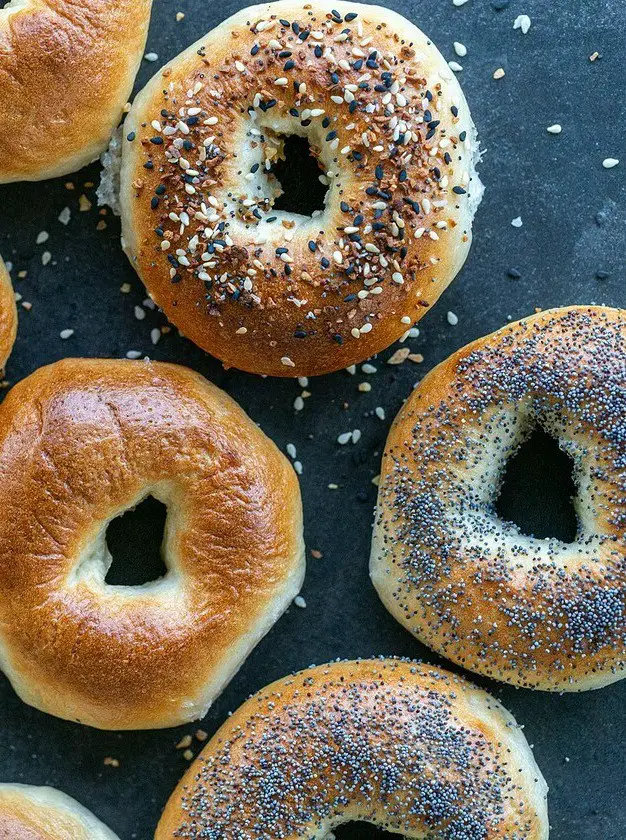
[371,306,626,691]
[0,256,17,370]
[0,783,119,839]
[0,0,153,182]
[156,658,549,839]
[117,0,482,377]
[0,358,305,729]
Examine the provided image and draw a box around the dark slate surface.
[0,0,624,837]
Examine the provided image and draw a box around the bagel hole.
[104,496,168,586]
[495,427,578,542]
[332,823,399,839]
[271,135,328,216]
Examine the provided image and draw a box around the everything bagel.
[0,784,119,839]
[0,358,305,729]
[371,306,626,691]
[0,0,153,182]
[156,659,549,839]
[0,257,17,370]
[117,0,482,377]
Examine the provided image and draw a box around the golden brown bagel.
[0,256,17,370]
[117,0,482,377]
[0,0,153,182]
[0,358,305,729]
[0,784,119,839]
[156,658,549,839]
[371,306,626,691]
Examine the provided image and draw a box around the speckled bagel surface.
[372,306,626,691]
[156,658,549,839]
[120,0,482,376]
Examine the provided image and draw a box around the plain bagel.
[117,0,482,377]
[0,358,305,729]
[371,306,626,691]
[0,783,119,839]
[156,658,549,839]
[0,0,153,182]
[0,256,17,370]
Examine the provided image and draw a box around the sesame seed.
[513,14,532,34]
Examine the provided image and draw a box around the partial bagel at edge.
[371,306,626,691]
[0,0,153,182]
[0,783,119,839]
[115,0,482,377]
[0,358,305,729]
[0,256,17,371]
[156,658,549,839]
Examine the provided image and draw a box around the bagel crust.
[0,784,119,839]
[120,1,482,377]
[371,306,626,691]
[156,659,549,839]
[0,358,305,729]
[0,256,17,370]
[0,0,153,182]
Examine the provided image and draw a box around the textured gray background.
[0,0,624,837]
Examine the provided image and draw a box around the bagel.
[371,306,626,691]
[0,784,118,839]
[156,658,549,839]
[0,0,153,182]
[0,256,17,370]
[116,0,482,377]
[0,358,305,729]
